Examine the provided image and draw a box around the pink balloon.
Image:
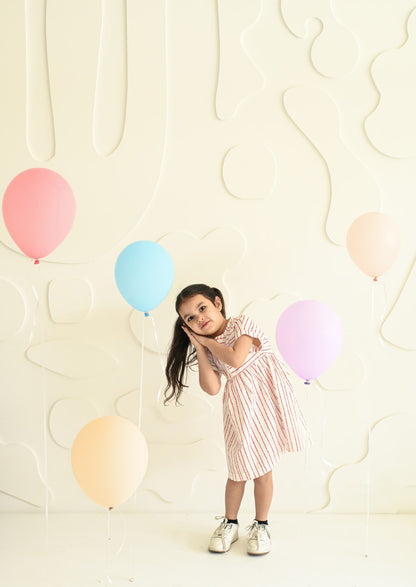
[346,212,400,281]
[275,300,343,384]
[2,168,76,261]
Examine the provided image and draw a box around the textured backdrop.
[0,0,415,515]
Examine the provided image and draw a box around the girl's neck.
[213,317,229,337]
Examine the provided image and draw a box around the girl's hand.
[182,325,208,350]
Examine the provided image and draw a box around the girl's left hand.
[182,325,208,349]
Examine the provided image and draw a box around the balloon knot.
[34,259,40,265]
[373,276,378,282]
[304,380,311,385]
[144,312,149,317]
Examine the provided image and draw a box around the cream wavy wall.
[0,0,415,514]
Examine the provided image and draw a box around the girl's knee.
[228,478,246,487]
[253,471,273,485]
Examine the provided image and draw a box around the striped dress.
[208,315,310,482]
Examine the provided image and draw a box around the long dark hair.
[164,284,226,404]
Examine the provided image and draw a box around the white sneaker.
[208,516,239,553]
[246,520,271,555]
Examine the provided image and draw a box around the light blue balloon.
[115,241,174,313]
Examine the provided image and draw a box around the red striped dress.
[208,315,310,482]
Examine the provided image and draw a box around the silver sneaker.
[208,516,239,553]
[246,520,271,555]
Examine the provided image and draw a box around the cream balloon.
[71,416,148,509]
[346,212,400,280]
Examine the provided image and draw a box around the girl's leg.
[209,478,244,552]
[225,478,246,519]
[253,471,273,520]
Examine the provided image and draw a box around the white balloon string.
[127,514,136,584]
[148,313,168,404]
[380,280,388,321]
[106,508,112,576]
[370,279,376,331]
[312,379,333,468]
[363,397,373,558]
[364,432,371,559]
[31,262,49,539]
[302,382,311,526]
[132,312,145,545]
[149,312,167,376]
[378,280,388,347]
[100,509,127,585]
[365,276,389,554]
[364,279,378,557]
[370,279,388,346]
[102,508,113,585]
[138,314,146,431]
[364,277,389,555]
[41,352,48,526]
[132,313,147,514]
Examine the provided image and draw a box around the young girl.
[164,284,309,555]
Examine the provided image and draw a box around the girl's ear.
[214,296,222,310]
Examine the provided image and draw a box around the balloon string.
[132,312,147,513]
[312,379,332,467]
[106,508,112,573]
[101,509,127,585]
[364,431,371,558]
[103,508,113,585]
[127,514,137,584]
[364,278,389,553]
[302,383,311,522]
[364,284,373,558]
[41,359,48,525]
[378,280,388,348]
[138,314,146,430]
[149,312,167,378]
[370,280,376,330]
[31,262,49,538]
[364,278,381,558]
[370,279,388,346]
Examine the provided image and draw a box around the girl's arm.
[195,345,221,396]
[184,325,258,369]
[202,335,256,369]
[182,327,221,395]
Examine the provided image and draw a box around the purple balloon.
[275,300,343,384]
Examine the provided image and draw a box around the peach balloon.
[71,416,148,509]
[346,212,400,280]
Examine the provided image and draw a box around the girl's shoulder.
[220,314,264,338]
[234,313,261,328]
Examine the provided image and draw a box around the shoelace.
[214,515,233,534]
[246,520,271,540]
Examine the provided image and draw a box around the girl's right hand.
[182,325,205,351]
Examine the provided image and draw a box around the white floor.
[0,513,415,587]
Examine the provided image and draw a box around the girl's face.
[178,294,227,338]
